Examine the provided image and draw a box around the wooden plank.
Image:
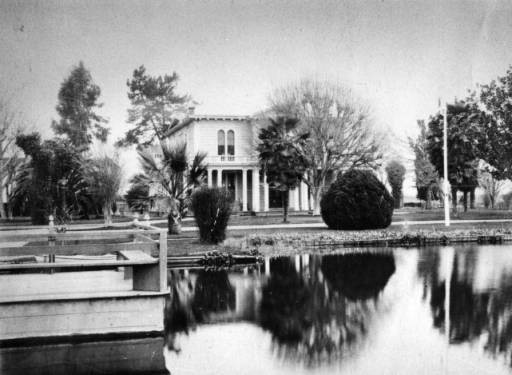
[118,250,155,262]
[158,231,167,292]
[134,232,158,244]
[0,242,157,257]
[0,229,162,242]
[0,258,158,271]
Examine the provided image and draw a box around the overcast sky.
[2,0,512,184]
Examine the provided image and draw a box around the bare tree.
[479,168,505,209]
[268,79,381,214]
[0,99,24,219]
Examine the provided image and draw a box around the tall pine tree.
[52,61,109,150]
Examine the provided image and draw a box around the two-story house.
[158,114,310,213]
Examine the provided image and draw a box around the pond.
[164,245,512,375]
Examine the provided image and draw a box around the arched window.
[227,130,235,155]
[217,130,225,155]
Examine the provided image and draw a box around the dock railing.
[0,223,168,293]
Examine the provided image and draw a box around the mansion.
[154,115,311,213]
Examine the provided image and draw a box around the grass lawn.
[171,208,512,228]
[164,216,512,256]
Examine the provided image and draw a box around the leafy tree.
[117,65,192,147]
[408,120,440,209]
[134,142,207,234]
[81,156,122,225]
[52,62,109,150]
[15,133,86,224]
[257,116,310,222]
[125,176,150,213]
[269,79,381,214]
[427,102,485,212]
[477,66,512,181]
[385,160,406,208]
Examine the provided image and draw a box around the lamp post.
[443,103,450,227]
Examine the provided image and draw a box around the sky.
[1,0,512,190]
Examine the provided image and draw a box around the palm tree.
[135,141,207,234]
[257,117,309,222]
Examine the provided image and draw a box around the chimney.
[188,106,195,115]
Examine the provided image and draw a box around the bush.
[320,169,394,230]
[191,187,233,244]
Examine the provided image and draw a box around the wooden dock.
[0,226,169,342]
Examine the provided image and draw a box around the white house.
[159,114,310,213]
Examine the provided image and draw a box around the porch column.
[252,168,260,212]
[300,181,308,211]
[217,169,223,188]
[242,168,248,211]
[207,168,212,187]
[294,187,300,210]
[263,173,269,211]
[289,188,299,211]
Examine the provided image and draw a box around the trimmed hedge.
[320,169,394,230]
[191,187,233,244]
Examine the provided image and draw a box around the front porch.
[206,167,310,213]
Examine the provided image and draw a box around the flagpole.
[443,102,450,226]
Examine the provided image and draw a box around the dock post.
[159,231,168,292]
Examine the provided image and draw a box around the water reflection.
[259,254,395,366]
[165,252,395,368]
[418,245,512,366]
[164,247,512,374]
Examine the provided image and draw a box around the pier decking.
[0,227,169,342]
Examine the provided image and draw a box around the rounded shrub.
[320,169,394,230]
[191,187,233,244]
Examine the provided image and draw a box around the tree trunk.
[7,201,13,220]
[463,191,468,212]
[393,190,401,209]
[470,189,475,209]
[451,187,458,214]
[281,190,289,223]
[425,186,432,210]
[168,213,181,234]
[167,198,181,234]
[312,187,322,216]
[103,202,112,226]
[490,194,495,209]
[0,186,6,219]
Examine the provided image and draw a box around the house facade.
[161,115,310,213]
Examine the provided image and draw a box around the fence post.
[159,231,168,292]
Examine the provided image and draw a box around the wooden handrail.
[0,228,169,293]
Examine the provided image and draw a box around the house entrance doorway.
[268,188,282,209]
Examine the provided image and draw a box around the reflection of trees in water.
[419,248,512,366]
[192,270,236,322]
[260,253,395,367]
[164,270,235,351]
[321,253,396,301]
